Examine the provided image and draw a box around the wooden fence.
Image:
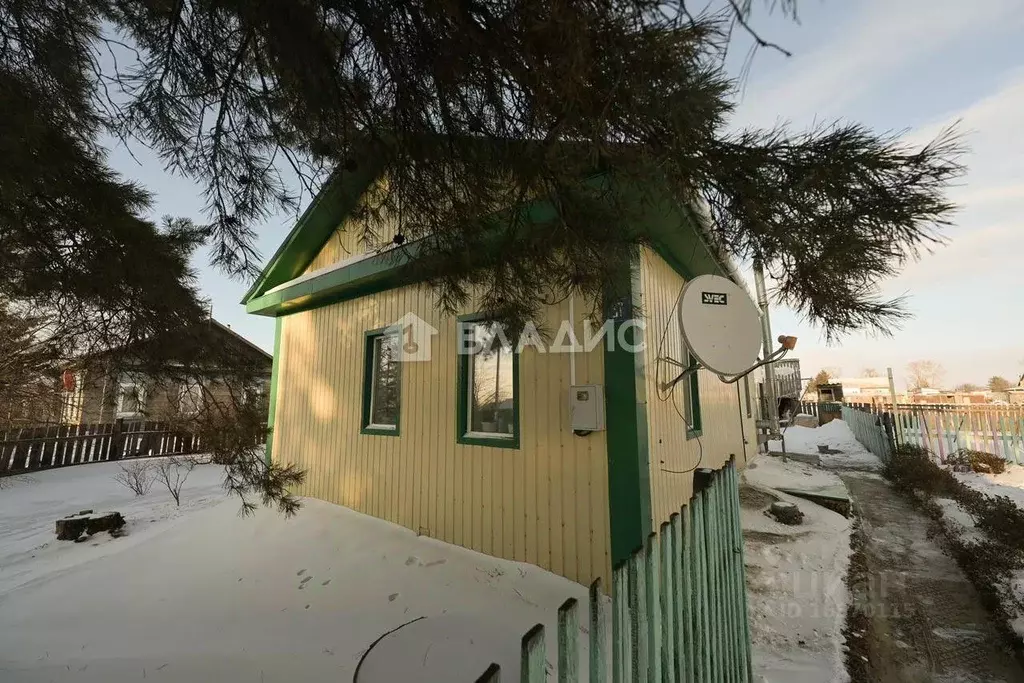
[797,401,844,424]
[840,406,894,463]
[0,420,202,475]
[842,403,1024,465]
[476,460,752,682]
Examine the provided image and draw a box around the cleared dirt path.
[840,471,1022,682]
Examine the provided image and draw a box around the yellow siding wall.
[638,248,757,527]
[305,219,364,272]
[271,284,612,586]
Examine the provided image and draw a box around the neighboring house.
[61,319,272,425]
[1008,375,1024,405]
[834,376,891,398]
[243,163,761,587]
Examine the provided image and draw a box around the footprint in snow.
[388,593,399,602]
[297,569,307,576]
[300,576,312,585]
[321,579,331,586]
[405,556,418,566]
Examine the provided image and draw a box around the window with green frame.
[362,330,401,435]
[456,317,520,448]
[684,348,702,437]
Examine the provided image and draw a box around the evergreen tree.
[2,1,967,512]
[1,1,962,342]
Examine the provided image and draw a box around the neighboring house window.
[243,379,269,411]
[178,382,205,416]
[362,331,401,434]
[683,349,702,437]
[457,318,519,448]
[116,375,146,417]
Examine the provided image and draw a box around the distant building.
[1008,375,1024,405]
[834,376,891,398]
[61,319,271,425]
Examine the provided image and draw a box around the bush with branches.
[947,449,1007,475]
[114,460,156,496]
[155,456,200,507]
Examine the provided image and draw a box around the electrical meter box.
[569,384,606,432]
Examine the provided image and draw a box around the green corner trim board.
[603,260,652,566]
[264,316,283,465]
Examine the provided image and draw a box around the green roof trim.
[243,166,737,317]
[241,147,387,305]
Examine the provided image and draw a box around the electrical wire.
[652,278,704,475]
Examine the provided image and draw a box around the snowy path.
[841,472,1021,682]
[0,461,586,682]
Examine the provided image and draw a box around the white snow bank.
[956,464,1024,508]
[745,455,842,494]
[0,461,587,682]
[769,420,881,471]
[742,457,853,683]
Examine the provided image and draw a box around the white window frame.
[177,381,205,416]
[116,378,146,418]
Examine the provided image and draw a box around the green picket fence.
[476,460,753,682]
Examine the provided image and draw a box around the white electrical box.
[569,384,606,432]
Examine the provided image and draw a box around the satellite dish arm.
[715,345,790,385]
[660,337,795,392]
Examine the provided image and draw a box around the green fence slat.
[673,512,687,683]
[728,463,754,681]
[715,471,735,683]
[558,598,580,683]
[476,663,502,683]
[660,521,677,683]
[645,533,660,683]
[723,466,741,683]
[702,482,720,683]
[694,490,710,683]
[680,504,694,683]
[613,567,627,683]
[590,579,606,683]
[632,549,647,681]
[521,624,546,683]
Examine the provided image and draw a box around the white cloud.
[731,0,1024,128]
[743,63,1024,387]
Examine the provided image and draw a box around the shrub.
[114,460,155,496]
[883,444,959,497]
[155,456,199,506]
[949,449,1007,475]
[967,494,1024,552]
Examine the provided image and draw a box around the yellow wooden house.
[243,162,759,587]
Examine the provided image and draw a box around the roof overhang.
[243,165,738,318]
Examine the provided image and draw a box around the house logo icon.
[385,313,439,362]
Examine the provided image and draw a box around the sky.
[106,0,1024,391]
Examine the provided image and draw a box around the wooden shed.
[243,164,759,587]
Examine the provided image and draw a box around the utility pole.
[753,259,780,440]
[887,367,902,446]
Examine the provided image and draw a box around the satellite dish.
[677,275,762,377]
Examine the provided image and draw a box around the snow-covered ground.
[0,460,586,682]
[955,463,1024,508]
[769,420,881,471]
[742,456,853,683]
